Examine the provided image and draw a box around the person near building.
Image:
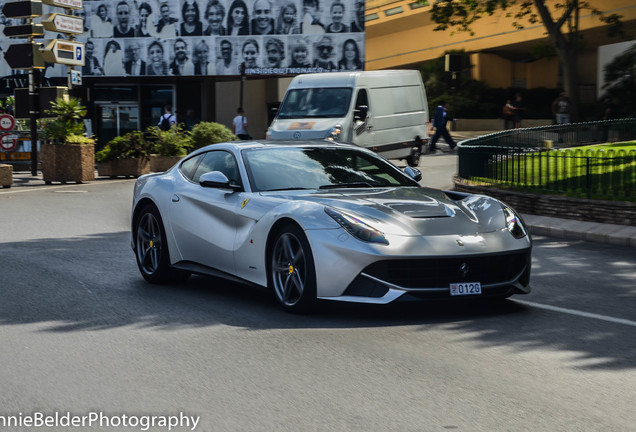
[502,99,515,129]
[232,108,251,140]
[513,93,525,128]
[429,101,456,152]
[158,105,177,130]
[552,91,571,124]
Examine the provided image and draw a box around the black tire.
[133,203,190,284]
[268,224,317,313]
[406,147,421,167]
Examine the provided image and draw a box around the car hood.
[266,187,506,236]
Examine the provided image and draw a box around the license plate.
[450,282,482,296]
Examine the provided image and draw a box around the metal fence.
[457,119,636,200]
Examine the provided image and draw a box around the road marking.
[514,299,636,327]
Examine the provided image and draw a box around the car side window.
[192,151,241,186]
[180,154,205,181]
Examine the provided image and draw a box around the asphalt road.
[1,179,635,432]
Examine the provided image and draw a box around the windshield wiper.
[319,182,379,189]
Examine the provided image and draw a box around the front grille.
[361,251,530,289]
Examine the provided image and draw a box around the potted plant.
[40,96,95,184]
[190,121,236,150]
[147,125,192,172]
[95,130,153,178]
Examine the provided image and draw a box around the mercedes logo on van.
[293,131,301,139]
[459,263,469,278]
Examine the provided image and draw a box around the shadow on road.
[1,232,634,370]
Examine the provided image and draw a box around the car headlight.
[325,207,388,245]
[326,125,342,142]
[502,206,527,239]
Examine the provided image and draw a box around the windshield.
[276,88,352,119]
[242,147,418,192]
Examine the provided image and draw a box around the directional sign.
[2,0,43,18]
[42,0,82,9]
[0,134,19,152]
[0,114,16,131]
[41,39,85,66]
[3,43,45,69]
[42,13,84,34]
[3,23,44,38]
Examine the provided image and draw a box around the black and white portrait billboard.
[2,0,365,77]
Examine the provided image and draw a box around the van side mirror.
[354,105,368,121]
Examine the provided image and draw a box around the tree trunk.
[533,0,580,122]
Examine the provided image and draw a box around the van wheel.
[407,148,421,167]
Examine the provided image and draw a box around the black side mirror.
[354,105,368,121]
[404,166,422,182]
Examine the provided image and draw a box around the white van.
[266,70,429,167]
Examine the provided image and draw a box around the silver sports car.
[131,140,531,312]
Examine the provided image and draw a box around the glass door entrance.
[96,104,139,149]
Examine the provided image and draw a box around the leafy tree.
[426,0,627,122]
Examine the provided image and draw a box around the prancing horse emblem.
[459,263,469,278]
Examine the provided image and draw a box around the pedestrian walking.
[502,99,515,129]
[552,91,570,124]
[429,101,456,152]
[513,93,525,128]
[158,105,177,130]
[232,107,251,140]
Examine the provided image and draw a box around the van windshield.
[276,88,352,119]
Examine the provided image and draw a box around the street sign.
[3,23,44,37]
[3,43,45,69]
[42,13,84,35]
[0,134,19,152]
[41,39,85,66]
[0,114,16,131]
[2,0,43,18]
[71,70,82,86]
[41,0,82,9]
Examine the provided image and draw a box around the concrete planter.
[97,158,151,178]
[150,155,183,172]
[0,163,12,188]
[41,144,95,184]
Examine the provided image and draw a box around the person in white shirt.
[158,105,177,129]
[232,107,250,140]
